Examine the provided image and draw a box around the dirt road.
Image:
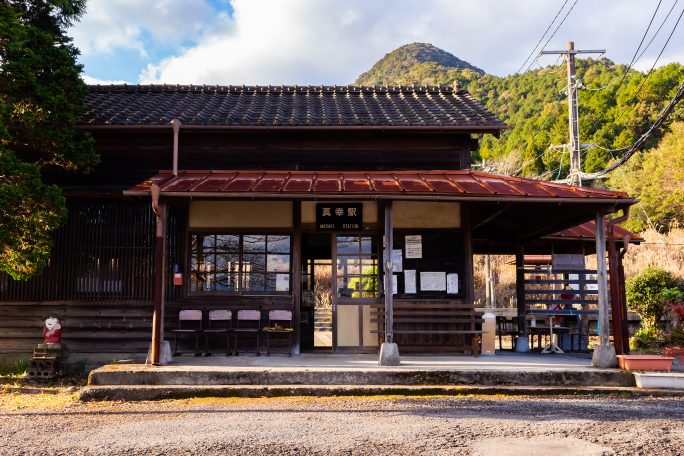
[0,394,682,455]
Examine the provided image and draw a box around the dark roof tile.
[82,84,506,130]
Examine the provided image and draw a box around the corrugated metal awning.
[124,170,636,204]
[546,220,643,243]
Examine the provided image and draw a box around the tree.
[608,122,684,232]
[0,0,97,279]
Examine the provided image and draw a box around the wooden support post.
[592,212,617,367]
[150,188,167,366]
[383,201,394,344]
[378,200,399,366]
[292,201,302,355]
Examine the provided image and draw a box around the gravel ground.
[0,395,683,455]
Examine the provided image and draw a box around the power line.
[514,0,570,75]
[485,0,579,111]
[611,0,664,97]
[634,0,680,64]
[613,5,684,125]
[581,77,684,180]
[586,3,684,154]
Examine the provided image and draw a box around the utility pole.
[542,42,605,186]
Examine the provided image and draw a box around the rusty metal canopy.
[125,170,636,204]
[546,220,643,243]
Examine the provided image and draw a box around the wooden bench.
[371,300,481,356]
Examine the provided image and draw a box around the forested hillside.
[355,43,684,179]
[356,43,684,231]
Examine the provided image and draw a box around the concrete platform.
[87,353,634,389]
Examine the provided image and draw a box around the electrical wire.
[514,0,570,75]
[486,0,579,111]
[581,77,684,180]
[634,0,680,65]
[613,5,684,125]
[610,0,664,97]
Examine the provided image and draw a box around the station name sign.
[316,203,363,231]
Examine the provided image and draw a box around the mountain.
[355,43,483,86]
[355,43,684,180]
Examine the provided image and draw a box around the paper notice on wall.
[420,271,446,291]
[405,235,422,259]
[276,274,290,292]
[404,270,417,294]
[392,249,403,272]
[392,274,398,294]
[447,273,459,294]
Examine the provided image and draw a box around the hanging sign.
[316,203,363,231]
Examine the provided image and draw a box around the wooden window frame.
[187,229,293,297]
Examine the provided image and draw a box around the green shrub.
[626,267,681,329]
[630,326,659,350]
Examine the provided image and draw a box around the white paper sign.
[420,272,446,291]
[447,273,459,294]
[276,274,290,292]
[392,274,398,294]
[392,249,403,272]
[404,270,417,294]
[405,235,422,259]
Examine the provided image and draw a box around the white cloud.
[71,0,230,57]
[81,75,130,85]
[71,0,684,84]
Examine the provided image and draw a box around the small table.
[262,327,294,356]
[540,316,568,354]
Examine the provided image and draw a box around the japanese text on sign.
[316,203,363,231]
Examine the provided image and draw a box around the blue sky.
[69,0,684,85]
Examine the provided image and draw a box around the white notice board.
[420,272,446,291]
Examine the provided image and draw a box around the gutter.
[120,190,637,206]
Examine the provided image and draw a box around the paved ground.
[108,352,598,372]
[1,394,682,455]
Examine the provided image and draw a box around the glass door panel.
[333,235,379,350]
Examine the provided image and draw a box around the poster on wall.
[405,235,422,259]
[392,274,398,294]
[276,274,290,292]
[391,249,403,272]
[447,273,459,294]
[420,272,446,291]
[404,270,417,294]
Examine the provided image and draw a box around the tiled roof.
[126,170,635,203]
[82,84,506,130]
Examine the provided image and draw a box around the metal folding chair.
[233,309,261,356]
[203,309,232,356]
[265,310,293,356]
[172,309,203,356]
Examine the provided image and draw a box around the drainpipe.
[170,119,181,176]
[150,183,167,365]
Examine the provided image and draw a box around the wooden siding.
[0,198,157,355]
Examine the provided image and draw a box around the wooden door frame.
[331,233,381,352]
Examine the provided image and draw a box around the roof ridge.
[85,83,468,95]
